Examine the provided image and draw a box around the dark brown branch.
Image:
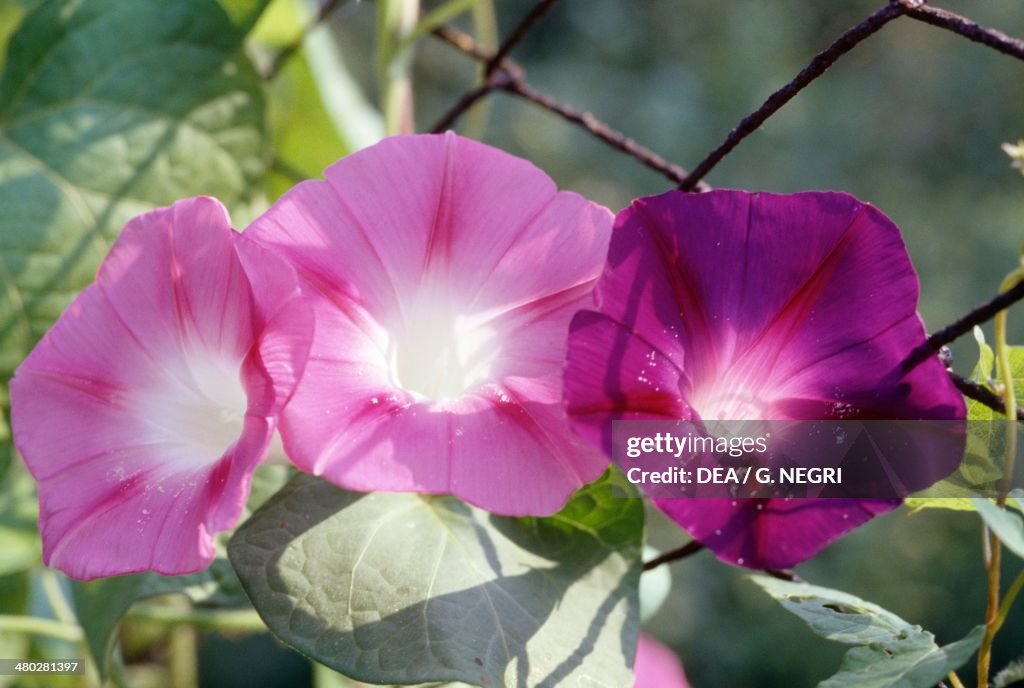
[950,371,1024,422]
[429,26,523,134]
[643,541,705,571]
[484,0,562,76]
[431,25,707,189]
[431,79,504,133]
[502,80,708,189]
[902,280,1024,372]
[902,2,1024,63]
[430,26,526,134]
[434,24,497,63]
[678,3,903,190]
[765,569,803,583]
[262,0,348,80]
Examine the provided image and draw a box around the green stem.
[39,569,101,686]
[0,614,82,642]
[995,268,1024,503]
[461,0,497,139]
[127,606,268,634]
[993,567,1024,635]
[979,532,1000,688]
[978,264,1024,687]
[168,624,197,688]
[40,569,76,626]
[948,671,966,688]
[377,0,420,134]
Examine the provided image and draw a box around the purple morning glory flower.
[564,189,965,569]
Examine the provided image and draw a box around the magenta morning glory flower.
[564,189,965,569]
[247,133,614,515]
[10,197,311,581]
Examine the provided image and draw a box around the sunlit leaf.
[753,576,982,688]
[230,471,643,687]
[0,0,268,457]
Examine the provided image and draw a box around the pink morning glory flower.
[10,197,311,581]
[564,189,965,569]
[247,133,613,515]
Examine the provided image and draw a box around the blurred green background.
[1,0,1024,686]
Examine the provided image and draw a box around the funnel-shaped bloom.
[11,197,311,580]
[247,133,613,515]
[564,190,965,569]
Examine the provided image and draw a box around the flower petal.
[250,133,613,515]
[654,497,898,570]
[565,189,965,568]
[11,197,309,580]
[564,311,691,453]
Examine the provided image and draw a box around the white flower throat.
[387,289,499,400]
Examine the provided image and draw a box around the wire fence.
[422,0,1024,421]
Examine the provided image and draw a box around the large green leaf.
[229,472,643,687]
[0,0,267,388]
[753,576,982,688]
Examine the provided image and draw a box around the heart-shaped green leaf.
[229,471,643,687]
[754,576,982,688]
